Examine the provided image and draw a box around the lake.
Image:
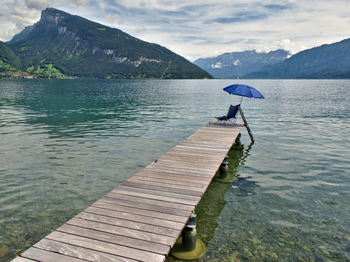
[0,79,349,261]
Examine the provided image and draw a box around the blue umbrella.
[223,84,264,103]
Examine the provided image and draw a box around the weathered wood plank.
[76,211,179,237]
[35,238,137,262]
[11,258,35,262]
[92,201,188,223]
[105,192,195,211]
[122,181,204,197]
[145,165,214,177]
[84,206,184,230]
[115,185,201,202]
[136,170,212,183]
[56,224,170,254]
[66,218,176,246]
[21,247,87,262]
[124,178,207,193]
[112,186,199,206]
[101,196,193,217]
[46,231,165,262]
[154,159,220,170]
[141,166,214,177]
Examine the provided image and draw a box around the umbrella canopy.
[223,84,264,99]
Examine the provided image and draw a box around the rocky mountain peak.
[39,8,69,26]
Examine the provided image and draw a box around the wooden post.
[238,105,255,143]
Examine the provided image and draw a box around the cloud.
[0,0,349,61]
[211,13,268,24]
[263,3,290,10]
[25,0,54,10]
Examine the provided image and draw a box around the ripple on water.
[1,79,350,262]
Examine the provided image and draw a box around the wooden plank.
[174,144,228,152]
[101,196,192,217]
[57,224,170,254]
[167,147,225,157]
[66,218,176,246]
[136,170,212,184]
[133,173,211,186]
[112,186,199,206]
[21,247,86,262]
[154,159,220,170]
[158,152,222,162]
[142,166,214,177]
[115,185,201,202]
[179,140,231,148]
[124,177,207,194]
[35,238,137,262]
[92,201,188,223]
[148,162,217,173]
[84,206,184,230]
[11,258,35,262]
[122,181,204,197]
[145,165,214,176]
[105,192,195,211]
[46,231,165,262]
[76,212,179,237]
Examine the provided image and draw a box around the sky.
[1,0,350,61]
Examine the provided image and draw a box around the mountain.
[5,8,211,79]
[193,49,289,79]
[0,41,21,67]
[0,41,22,77]
[244,38,350,79]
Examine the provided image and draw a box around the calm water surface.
[0,79,349,261]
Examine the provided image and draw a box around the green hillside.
[6,8,211,79]
[0,41,21,77]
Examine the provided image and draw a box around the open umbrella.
[222,84,264,143]
[223,84,264,103]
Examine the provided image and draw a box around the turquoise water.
[0,79,349,261]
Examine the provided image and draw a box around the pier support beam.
[171,212,206,260]
[219,155,229,178]
[238,106,254,143]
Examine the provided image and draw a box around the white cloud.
[25,0,54,10]
[0,0,349,61]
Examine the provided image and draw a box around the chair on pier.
[216,104,240,121]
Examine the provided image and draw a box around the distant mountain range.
[194,50,289,78]
[244,38,350,79]
[195,37,350,79]
[0,8,211,79]
[1,7,350,79]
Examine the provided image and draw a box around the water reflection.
[1,79,350,262]
[167,138,251,261]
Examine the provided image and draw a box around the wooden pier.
[12,123,243,262]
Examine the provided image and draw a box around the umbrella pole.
[238,105,255,143]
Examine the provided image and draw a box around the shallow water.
[0,79,349,261]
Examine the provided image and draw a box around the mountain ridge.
[194,49,289,78]
[243,38,350,79]
[3,8,212,79]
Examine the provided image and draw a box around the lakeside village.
[0,60,67,79]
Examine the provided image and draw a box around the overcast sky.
[1,0,350,61]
